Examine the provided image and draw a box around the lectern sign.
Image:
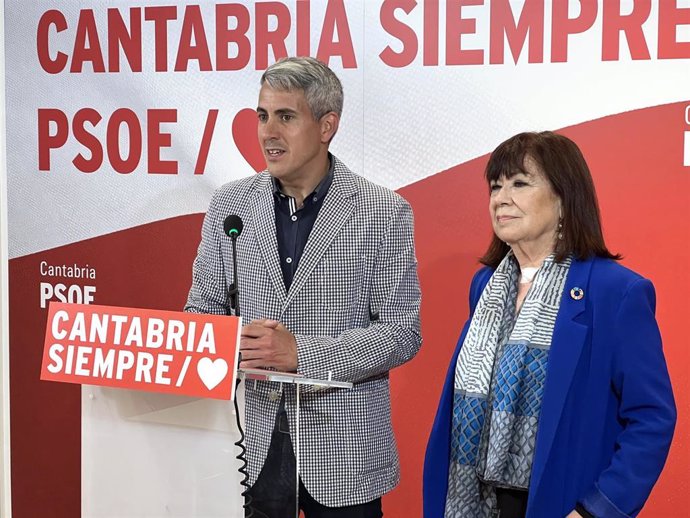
[40,302,241,400]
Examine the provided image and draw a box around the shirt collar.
[272,153,335,202]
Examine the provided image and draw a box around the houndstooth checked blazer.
[185,156,422,507]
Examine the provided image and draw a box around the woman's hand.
[565,511,583,518]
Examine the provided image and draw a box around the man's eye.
[281,114,293,122]
[257,113,267,122]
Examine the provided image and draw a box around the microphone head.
[223,215,243,238]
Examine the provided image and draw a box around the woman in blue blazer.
[423,132,676,518]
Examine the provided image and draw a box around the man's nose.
[259,117,278,140]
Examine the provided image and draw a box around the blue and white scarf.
[445,253,571,518]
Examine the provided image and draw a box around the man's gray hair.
[261,57,344,120]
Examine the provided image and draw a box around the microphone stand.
[228,233,240,318]
[226,230,260,517]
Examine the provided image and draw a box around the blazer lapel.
[249,179,287,304]
[530,257,594,495]
[283,163,358,310]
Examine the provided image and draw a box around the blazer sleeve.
[580,278,676,518]
[184,190,230,316]
[294,196,422,382]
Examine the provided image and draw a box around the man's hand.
[240,319,298,372]
[566,511,584,518]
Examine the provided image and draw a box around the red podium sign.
[40,302,241,400]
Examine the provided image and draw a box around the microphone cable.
[233,377,265,518]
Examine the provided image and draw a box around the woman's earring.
[557,219,564,240]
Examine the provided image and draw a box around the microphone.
[224,215,243,238]
[223,215,243,317]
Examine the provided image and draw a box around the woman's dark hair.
[480,131,620,268]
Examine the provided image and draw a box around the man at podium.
[185,56,422,518]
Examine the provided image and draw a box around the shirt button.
[291,215,297,222]
[286,257,292,264]
[313,196,318,202]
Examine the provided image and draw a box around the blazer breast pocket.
[319,254,367,312]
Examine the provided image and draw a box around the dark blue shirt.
[273,156,334,291]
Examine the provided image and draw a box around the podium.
[239,368,353,518]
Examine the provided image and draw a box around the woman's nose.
[494,185,510,205]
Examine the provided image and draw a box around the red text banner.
[40,302,241,400]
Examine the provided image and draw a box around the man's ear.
[320,112,340,144]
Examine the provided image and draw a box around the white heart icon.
[196,358,229,391]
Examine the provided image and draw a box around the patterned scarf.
[444,253,571,518]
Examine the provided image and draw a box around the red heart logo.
[232,108,266,173]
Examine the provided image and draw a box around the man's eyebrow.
[256,107,298,116]
[275,108,298,116]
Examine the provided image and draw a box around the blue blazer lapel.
[530,257,594,495]
[284,165,357,310]
[250,179,287,305]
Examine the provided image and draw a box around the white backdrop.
[6,1,690,259]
